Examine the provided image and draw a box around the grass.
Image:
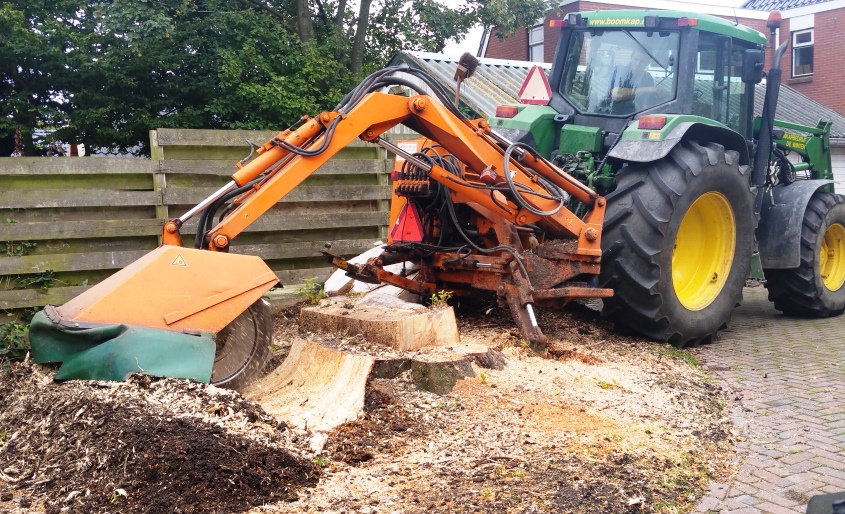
[598,379,620,390]
[297,277,324,305]
[428,290,453,308]
[656,346,700,367]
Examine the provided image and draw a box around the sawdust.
[0,301,737,514]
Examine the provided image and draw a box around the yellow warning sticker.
[172,254,187,266]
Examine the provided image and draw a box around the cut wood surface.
[242,338,375,434]
[300,296,459,351]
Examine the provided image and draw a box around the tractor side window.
[728,45,752,136]
[694,34,752,135]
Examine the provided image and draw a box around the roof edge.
[557,0,770,19]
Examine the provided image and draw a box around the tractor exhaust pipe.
[752,12,788,189]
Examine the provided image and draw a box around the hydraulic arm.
[164,91,604,258]
[154,66,611,345]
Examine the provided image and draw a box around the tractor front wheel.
[764,191,845,317]
[599,141,756,348]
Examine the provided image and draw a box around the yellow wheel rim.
[672,192,736,311]
[820,222,845,291]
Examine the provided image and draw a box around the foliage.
[428,289,453,308]
[4,240,37,257]
[13,270,56,292]
[0,0,552,155]
[298,277,324,305]
[0,321,30,367]
[471,0,555,40]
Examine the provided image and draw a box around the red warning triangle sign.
[518,66,552,106]
[389,202,424,243]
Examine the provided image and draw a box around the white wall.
[831,147,845,193]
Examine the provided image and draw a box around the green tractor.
[489,10,845,347]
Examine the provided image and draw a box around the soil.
[0,300,738,514]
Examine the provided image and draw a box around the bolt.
[711,272,719,282]
[213,234,229,249]
[320,112,331,123]
[597,198,605,207]
[517,214,528,225]
[585,228,598,241]
[412,98,427,111]
[165,223,178,234]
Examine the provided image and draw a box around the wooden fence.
[0,127,416,311]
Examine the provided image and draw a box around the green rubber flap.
[29,310,215,383]
[30,310,124,363]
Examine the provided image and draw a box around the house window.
[792,29,813,77]
[529,24,544,62]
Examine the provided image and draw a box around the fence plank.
[0,285,89,309]
[181,211,388,233]
[155,128,379,148]
[159,158,389,176]
[233,238,379,261]
[0,219,164,241]
[163,184,390,205]
[0,190,161,209]
[0,250,149,275]
[274,267,337,285]
[0,157,158,176]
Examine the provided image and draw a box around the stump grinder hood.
[29,59,612,387]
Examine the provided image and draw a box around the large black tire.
[764,191,845,317]
[211,298,272,390]
[599,141,756,348]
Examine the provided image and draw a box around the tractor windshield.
[561,29,679,116]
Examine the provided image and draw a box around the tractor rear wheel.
[211,298,272,389]
[764,191,845,317]
[599,141,756,348]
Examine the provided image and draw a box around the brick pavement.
[691,286,845,514]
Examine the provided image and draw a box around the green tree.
[0,0,553,156]
[0,0,85,154]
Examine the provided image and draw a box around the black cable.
[194,177,265,248]
[502,142,565,217]
[441,190,530,279]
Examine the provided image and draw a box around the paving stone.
[721,506,762,514]
[780,451,815,465]
[755,490,800,508]
[707,482,730,500]
[735,494,761,506]
[693,288,845,514]
[814,467,845,481]
[754,501,802,514]
[697,495,722,511]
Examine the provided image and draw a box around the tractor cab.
[547,11,766,139]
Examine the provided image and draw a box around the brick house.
[740,0,845,115]
[481,0,845,116]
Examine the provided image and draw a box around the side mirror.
[742,48,765,83]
